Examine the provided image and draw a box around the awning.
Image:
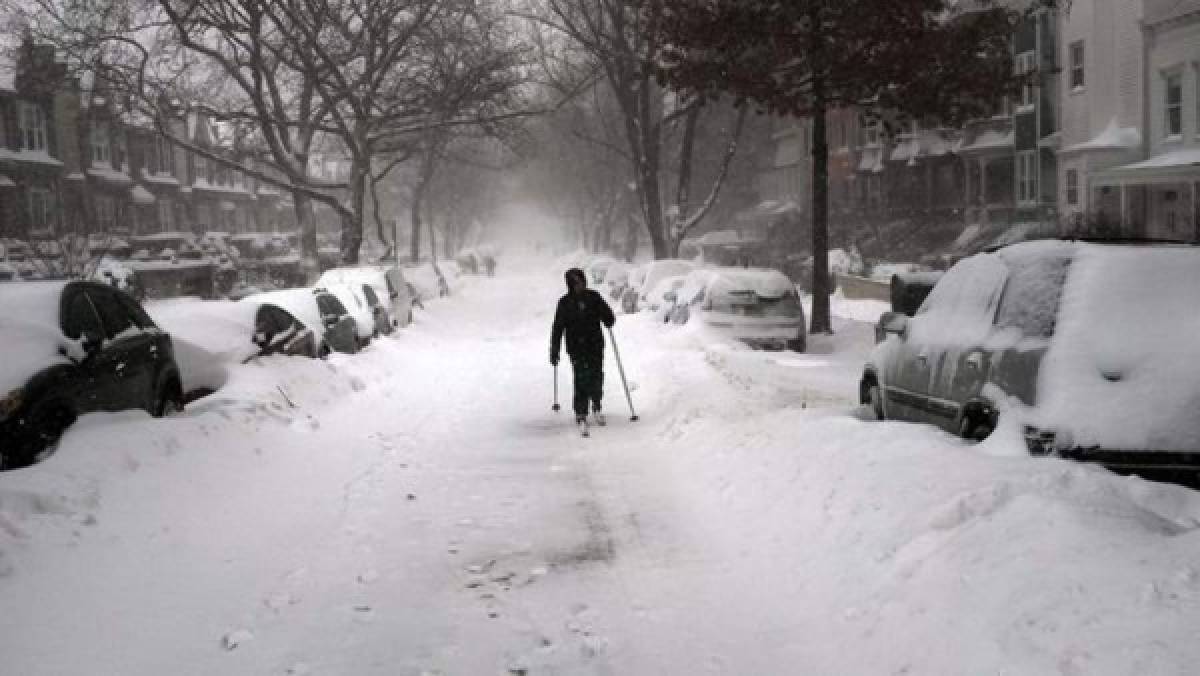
[1061,118,1140,155]
[0,174,14,188]
[130,184,156,205]
[1093,147,1200,185]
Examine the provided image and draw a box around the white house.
[1056,0,1146,227]
[1091,0,1200,241]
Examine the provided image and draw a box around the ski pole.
[606,325,639,421]
[552,362,561,412]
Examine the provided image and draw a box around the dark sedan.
[0,281,184,469]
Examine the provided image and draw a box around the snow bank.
[1033,244,1200,451]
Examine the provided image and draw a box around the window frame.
[18,101,47,152]
[90,123,112,167]
[1069,41,1085,90]
[1015,150,1038,205]
[1164,69,1184,139]
[1065,168,1079,206]
[27,186,54,231]
[1015,50,1037,111]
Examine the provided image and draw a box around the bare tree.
[520,0,745,259]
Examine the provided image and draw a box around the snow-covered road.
[4,259,1200,675]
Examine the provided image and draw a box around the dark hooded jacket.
[551,268,615,361]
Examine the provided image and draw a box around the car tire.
[868,383,884,420]
[958,411,994,441]
[7,404,77,469]
[154,381,184,418]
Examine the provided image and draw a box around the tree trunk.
[341,167,366,264]
[369,173,391,261]
[810,94,833,334]
[293,191,320,283]
[669,105,701,257]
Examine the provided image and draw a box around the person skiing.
[550,267,616,433]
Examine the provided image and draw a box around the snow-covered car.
[623,259,695,313]
[618,263,649,311]
[244,288,360,356]
[321,284,376,347]
[667,268,807,351]
[585,256,618,285]
[860,241,1200,472]
[0,281,184,469]
[643,274,689,316]
[402,262,452,303]
[456,249,481,274]
[319,266,415,329]
[602,262,631,299]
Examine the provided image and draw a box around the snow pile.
[827,247,865,276]
[147,298,258,393]
[1032,244,1200,451]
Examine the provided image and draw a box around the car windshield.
[711,290,802,317]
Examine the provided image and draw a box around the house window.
[95,194,116,231]
[17,102,47,151]
[1069,41,1085,89]
[195,203,212,229]
[194,155,207,184]
[862,121,880,147]
[1165,70,1183,137]
[1016,151,1038,204]
[1065,169,1079,206]
[90,124,111,166]
[27,187,54,231]
[1015,51,1037,110]
[157,198,173,232]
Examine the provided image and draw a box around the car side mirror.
[880,311,909,338]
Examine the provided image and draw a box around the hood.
[564,267,587,291]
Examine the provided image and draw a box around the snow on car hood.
[0,282,82,394]
[1032,244,1200,451]
[240,289,325,335]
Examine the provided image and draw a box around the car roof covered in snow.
[701,267,795,299]
[0,281,75,393]
[641,259,695,294]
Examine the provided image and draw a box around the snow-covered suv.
[860,240,1200,471]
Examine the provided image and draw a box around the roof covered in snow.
[1062,118,1142,155]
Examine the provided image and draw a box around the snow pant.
[570,352,604,418]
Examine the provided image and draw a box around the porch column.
[980,158,990,224]
[1192,181,1198,243]
[1120,184,1128,232]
